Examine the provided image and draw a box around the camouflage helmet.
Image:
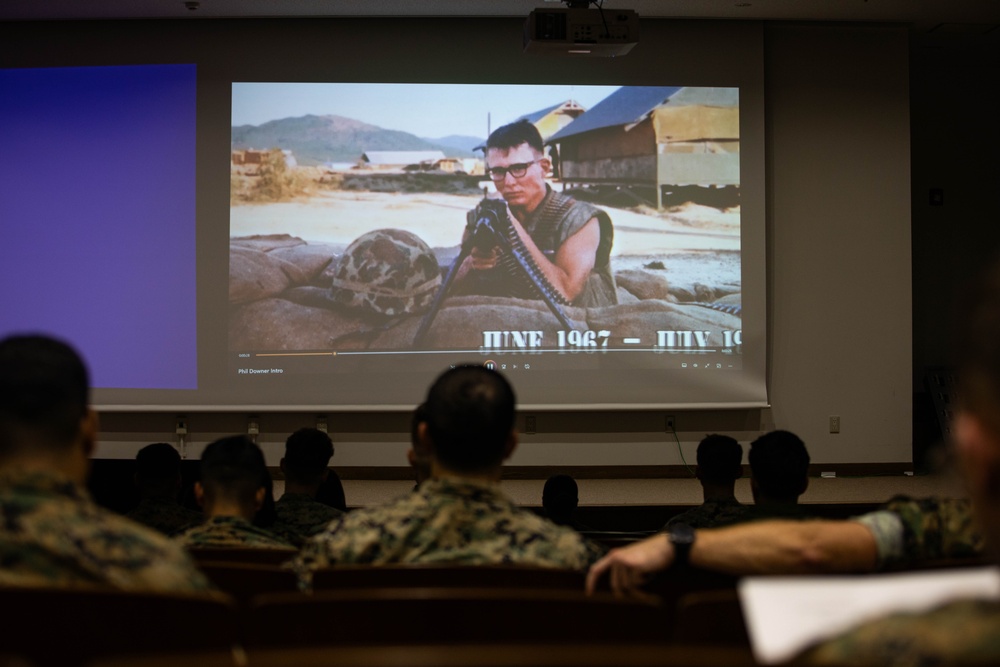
[328,229,442,317]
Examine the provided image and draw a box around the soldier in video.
[454,120,617,308]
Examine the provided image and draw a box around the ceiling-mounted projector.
[524,7,638,57]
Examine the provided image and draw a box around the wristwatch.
[667,523,696,566]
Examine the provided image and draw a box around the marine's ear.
[80,408,99,459]
[955,411,1000,501]
[417,422,434,456]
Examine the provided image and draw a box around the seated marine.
[0,334,210,591]
[292,365,604,587]
[126,441,202,536]
[271,427,344,545]
[175,435,295,551]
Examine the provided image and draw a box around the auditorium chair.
[186,546,297,566]
[311,563,585,592]
[243,587,673,648]
[579,530,655,550]
[195,561,300,605]
[672,589,751,647]
[0,585,240,667]
[642,563,740,612]
[88,644,762,667]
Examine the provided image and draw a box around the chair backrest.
[642,564,739,610]
[579,531,653,550]
[245,587,672,648]
[90,644,760,667]
[187,547,298,566]
[196,562,300,605]
[672,589,750,647]
[0,585,240,667]
[311,564,585,591]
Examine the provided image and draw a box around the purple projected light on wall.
[0,64,197,390]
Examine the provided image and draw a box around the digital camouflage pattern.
[271,493,344,547]
[664,497,755,530]
[798,599,1000,667]
[126,496,203,536]
[855,496,985,569]
[293,478,605,586]
[328,229,442,317]
[174,515,295,550]
[886,495,984,563]
[0,470,211,592]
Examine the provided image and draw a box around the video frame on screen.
[229,83,743,368]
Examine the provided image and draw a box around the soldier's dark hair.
[0,334,89,455]
[696,434,744,484]
[136,442,182,480]
[282,427,334,486]
[424,365,516,473]
[135,442,183,496]
[486,120,544,154]
[199,435,269,509]
[748,430,810,501]
[542,474,579,524]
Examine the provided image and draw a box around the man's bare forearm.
[587,520,878,597]
[692,520,879,575]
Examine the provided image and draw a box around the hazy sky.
[232,82,622,139]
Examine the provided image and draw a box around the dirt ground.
[230,189,742,293]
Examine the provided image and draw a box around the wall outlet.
[248,417,259,435]
[665,415,675,432]
[525,415,537,434]
[829,415,841,434]
[316,416,328,434]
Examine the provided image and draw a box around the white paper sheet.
[738,566,1000,664]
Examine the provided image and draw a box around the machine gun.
[412,198,574,348]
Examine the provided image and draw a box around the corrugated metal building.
[548,86,739,208]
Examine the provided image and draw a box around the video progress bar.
[331,348,720,356]
[255,352,336,357]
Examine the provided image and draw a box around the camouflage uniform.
[271,493,344,547]
[174,515,295,550]
[854,495,984,569]
[293,477,605,586]
[798,599,1000,666]
[796,496,990,665]
[664,497,754,530]
[0,469,211,592]
[126,496,203,536]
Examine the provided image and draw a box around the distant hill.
[231,114,477,166]
[422,134,486,154]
